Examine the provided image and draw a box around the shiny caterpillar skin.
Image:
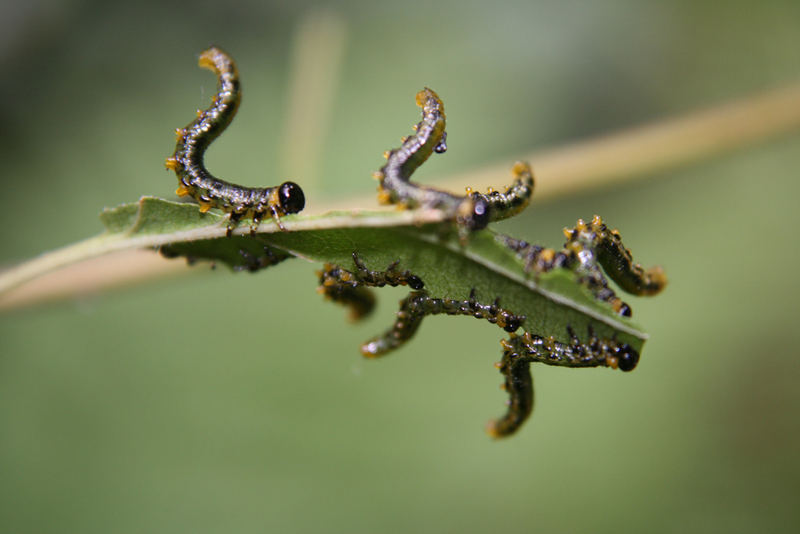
[317,252,425,321]
[165,47,305,237]
[497,215,668,318]
[358,288,525,358]
[315,250,657,437]
[372,88,534,240]
[318,259,525,357]
[490,328,639,437]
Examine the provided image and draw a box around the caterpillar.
[317,252,425,321]
[372,88,534,238]
[489,327,639,437]
[359,288,526,358]
[316,253,525,355]
[165,47,305,237]
[497,215,668,317]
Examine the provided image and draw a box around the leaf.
[102,197,648,353]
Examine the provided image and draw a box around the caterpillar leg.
[360,288,525,358]
[249,212,265,237]
[225,211,244,238]
[269,207,288,232]
[488,327,639,437]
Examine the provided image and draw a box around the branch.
[2,81,800,311]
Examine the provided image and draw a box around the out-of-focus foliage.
[1,1,799,532]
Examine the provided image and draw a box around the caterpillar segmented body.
[165,47,305,237]
[489,327,639,437]
[359,288,526,358]
[373,88,534,238]
[317,252,425,321]
[497,215,668,317]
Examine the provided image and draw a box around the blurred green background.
[2,0,799,532]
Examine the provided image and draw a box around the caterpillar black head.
[278,181,306,214]
[615,344,639,372]
[458,196,491,231]
[501,312,525,333]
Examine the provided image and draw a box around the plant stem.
[3,81,800,311]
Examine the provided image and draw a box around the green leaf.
[102,197,648,352]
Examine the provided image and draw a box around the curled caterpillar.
[373,88,534,237]
[165,47,305,237]
[497,215,668,317]
[489,327,639,437]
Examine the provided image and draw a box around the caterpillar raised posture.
[165,47,305,237]
[373,88,534,239]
